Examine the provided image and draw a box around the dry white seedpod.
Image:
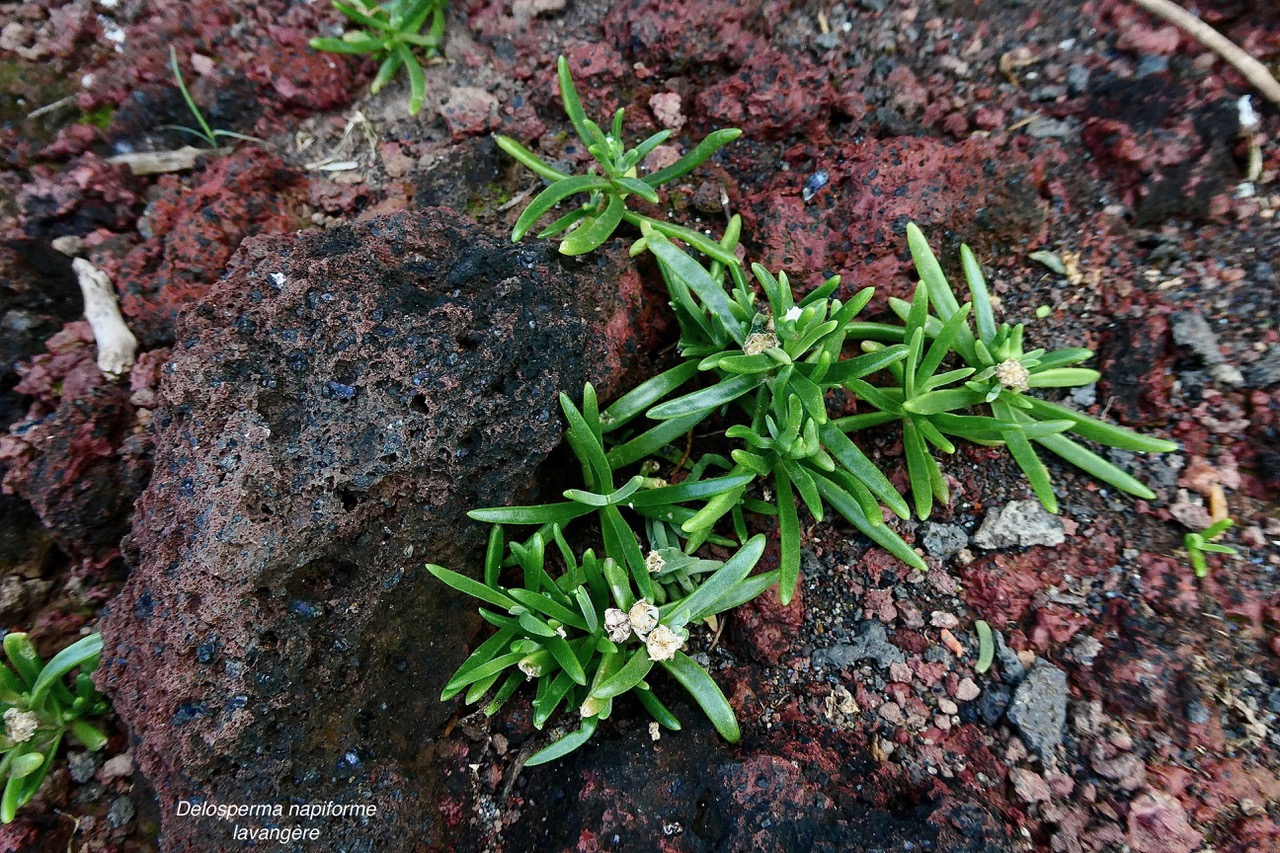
[995,359,1030,392]
[3,708,39,744]
[603,608,632,643]
[644,625,685,662]
[644,550,667,575]
[517,657,543,679]
[628,600,660,636]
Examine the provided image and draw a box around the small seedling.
[309,0,447,115]
[1185,518,1237,578]
[497,56,741,259]
[0,633,109,823]
[163,48,263,148]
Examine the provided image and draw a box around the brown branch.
[1127,0,1280,106]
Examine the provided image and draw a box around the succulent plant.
[603,225,926,604]
[309,0,448,115]
[881,224,1178,514]
[0,633,109,823]
[1185,518,1237,578]
[497,56,741,260]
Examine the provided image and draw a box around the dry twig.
[1128,0,1280,106]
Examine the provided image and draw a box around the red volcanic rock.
[604,0,780,72]
[697,51,834,140]
[98,209,648,850]
[742,136,1048,294]
[1126,789,1203,853]
[113,148,305,346]
[1,322,152,565]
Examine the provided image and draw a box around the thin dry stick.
[1128,0,1280,106]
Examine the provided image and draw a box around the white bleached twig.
[72,258,137,380]
[1128,0,1280,106]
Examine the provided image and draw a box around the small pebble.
[107,796,135,829]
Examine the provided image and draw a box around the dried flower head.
[604,608,632,643]
[742,331,779,356]
[518,657,543,679]
[628,600,660,636]
[3,708,38,744]
[644,624,685,662]
[994,359,1030,392]
[645,550,667,575]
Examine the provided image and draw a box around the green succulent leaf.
[427,564,519,610]
[664,534,766,628]
[513,176,611,242]
[560,192,627,255]
[660,652,739,743]
[592,647,655,700]
[975,620,995,674]
[525,716,598,766]
[29,633,103,707]
[648,374,760,420]
[1020,397,1177,453]
[643,129,742,187]
[635,687,682,730]
[494,135,570,182]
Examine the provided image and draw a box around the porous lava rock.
[0,322,153,565]
[511,704,1011,852]
[604,0,782,72]
[742,136,1048,295]
[112,148,307,347]
[99,209,647,850]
